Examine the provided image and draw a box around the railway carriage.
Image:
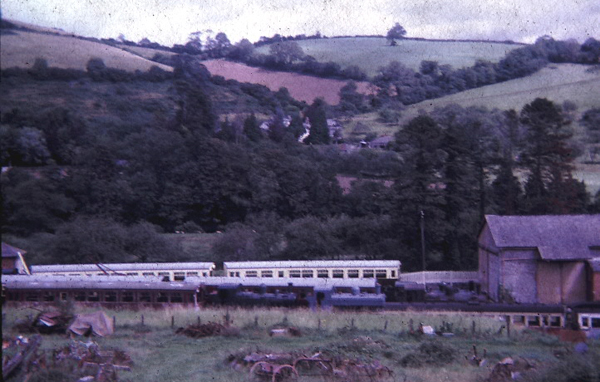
[2,275,200,306]
[30,262,215,280]
[223,260,400,282]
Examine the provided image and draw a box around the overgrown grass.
[6,305,592,382]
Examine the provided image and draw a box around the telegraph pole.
[420,210,426,272]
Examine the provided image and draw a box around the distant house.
[2,242,30,275]
[478,215,600,304]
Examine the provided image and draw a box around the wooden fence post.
[171,316,174,328]
[113,316,116,329]
[383,320,388,332]
[141,315,144,326]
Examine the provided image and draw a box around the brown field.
[202,59,375,105]
[0,30,173,72]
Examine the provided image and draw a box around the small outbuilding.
[2,242,30,275]
[478,215,600,304]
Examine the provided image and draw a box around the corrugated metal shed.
[485,215,600,260]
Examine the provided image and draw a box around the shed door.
[537,262,561,304]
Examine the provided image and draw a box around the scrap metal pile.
[228,350,394,382]
[2,337,133,382]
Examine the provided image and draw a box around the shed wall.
[560,262,587,304]
[502,259,537,303]
[593,272,600,302]
[478,226,500,300]
[537,262,562,304]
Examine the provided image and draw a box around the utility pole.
[420,210,426,272]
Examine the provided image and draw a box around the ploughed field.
[202,59,375,105]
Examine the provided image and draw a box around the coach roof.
[31,262,215,273]
[224,260,401,269]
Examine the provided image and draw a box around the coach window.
[157,292,168,303]
[26,292,40,302]
[290,270,301,278]
[170,293,183,303]
[87,291,100,302]
[527,316,541,327]
[592,318,600,328]
[261,270,273,278]
[332,270,344,278]
[139,292,152,303]
[391,270,397,278]
[75,291,86,302]
[363,270,374,278]
[104,291,117,302]
[302,270,314,278]
[60,292,68,301]
[549,316,561,327]
[143,272,155,276]
[127,272,139,276]
[246,271,258,277]
[348,270,360,278]
[376,270,387,278]
[317,270,329,278]
[174,272,185,281]
[43,291,55,302]
[186,272,198,277]
[122,291,134,302]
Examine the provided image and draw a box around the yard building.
[478,215,600,304]
[2,242,30,275]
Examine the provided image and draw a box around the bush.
[399,341,456,368]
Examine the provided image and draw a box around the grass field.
[3,305,598,382]
[0,30,173,72]
[202,59,375,104]
[256,37,521,77]
[401,64,600,119]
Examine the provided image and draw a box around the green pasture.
[256,37,521,77]
[402,64,600,119]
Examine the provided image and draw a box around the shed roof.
[2,242,26,258]
[484,215,600,260]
